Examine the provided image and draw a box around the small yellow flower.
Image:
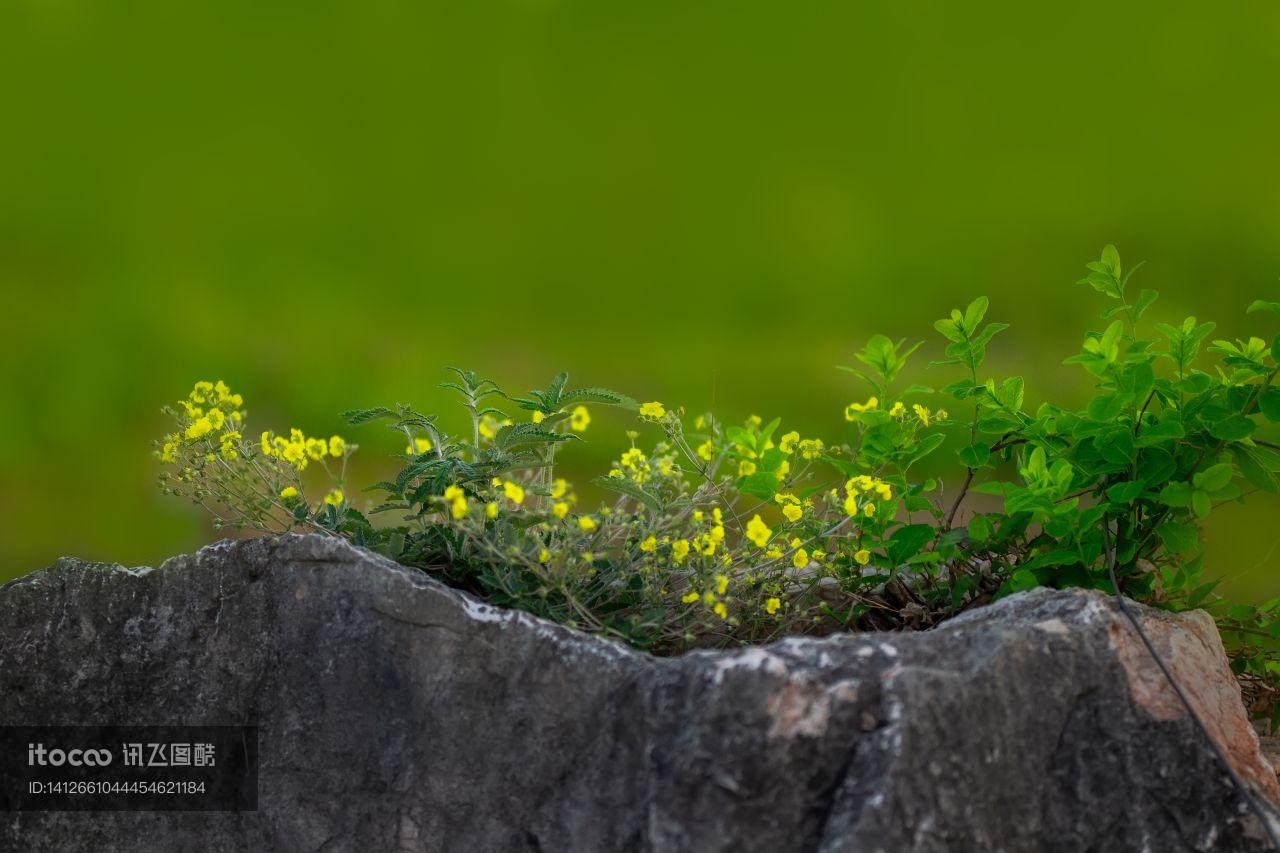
[406,437,433,454]
[747,414,762,428]
[798,438,825,460]
[261,431,275,456]
[582,551,595,563]
[845,397,879,420]
[485,502,499,519]
[640,535,658,553]
[779,431,800,454]
[738,460,757,477]
[715,574,729,595]
[329,435,347,457]
[697,440,714,461]
[305,437,329,461]
[792,548,809,569]
[185,417,214,440]
[503,481,525,505]
[672,539,690,563]
[854,548,872,565]
[843,493,860,517]
[936,409,948,421]
[550,478,569,499]
[782,503,803,523]
[538,548,550,563]
[681,590,700,604]
[552,501,570,519]
[713,602,728,620]
[279,486,300,502]
[578,516,597,533]
[638,401,666,420]
[864,502,876,517]
[889,401,906,417]
[765,597,781,615]
[531,410,545,424]
[913,403,930,427]
[323,489,344,507]
[570,405,591,432]
[746,515,772,548]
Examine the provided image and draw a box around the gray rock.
[1,534,1277,852]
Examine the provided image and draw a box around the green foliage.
[156,246,1280,713]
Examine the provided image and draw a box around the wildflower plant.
[156,247,1280,713]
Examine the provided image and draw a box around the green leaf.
[1158,481,1194,508]
[737,471,784,501]
[1247,299,1280,316]
[1192,463,1234,492]
[592,476,663,513]
[1106,480,1146,503]
[958,443,991,469]
[1191,489,1212,518]
[967,514,993,543]
[886,524,936,565]
[1259,388,1280,423]
[341,406,400,425]
[1156,522,1200,555]
[1208,416,1256,442]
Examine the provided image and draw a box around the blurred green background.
[2,1,1278,599]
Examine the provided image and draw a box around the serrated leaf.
[341,407,399,425]
[592,476,663,513]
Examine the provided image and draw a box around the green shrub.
[156,246,1280,712]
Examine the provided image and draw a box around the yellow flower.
[532,410,545,424]
[550,478,568,499]
[638,401,666,420]
[538,548,550,563]
[792,548,809,569]
[845,397,879,420]
[570,405,591,432]
[766,546,783,559]
[485,502,499,519]
[640,535,658,553]
[305,437,329,461]
[682,590,700,604]
[876,482,893,501]
[185,417,214,440]
[323,489,344,507]
[578,516,597,533]
[889,401,906,417]
[406,437,433,454]
[798,438,824,460]
[328,435,347,457]
[189,381,213,404]
[672,539,690,563]
[738,460,757,477]
[207,408,226,430]
[219,431,241,458]
[812,550,827,563]
[913,403,930,427]
[279,486,300,502]
[260,431,275,456]
[864,502,876,517]
[503,481,525,504]
[746,514,772,548]
[715,574,729,595]
[936,409,948,421]
[696,440,714,462]
[450,497,468,519]
[552,501,570,519]
[765,597,781,615]
[843,493,860,517]
[854,548,872,565]
[713,602,728,620]
[779,431,800,454]
[747,414,762,428]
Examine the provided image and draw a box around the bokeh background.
[2,2,1278,599]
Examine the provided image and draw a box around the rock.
[1,534,1277,852]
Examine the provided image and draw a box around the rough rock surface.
[2,534,1278,852]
